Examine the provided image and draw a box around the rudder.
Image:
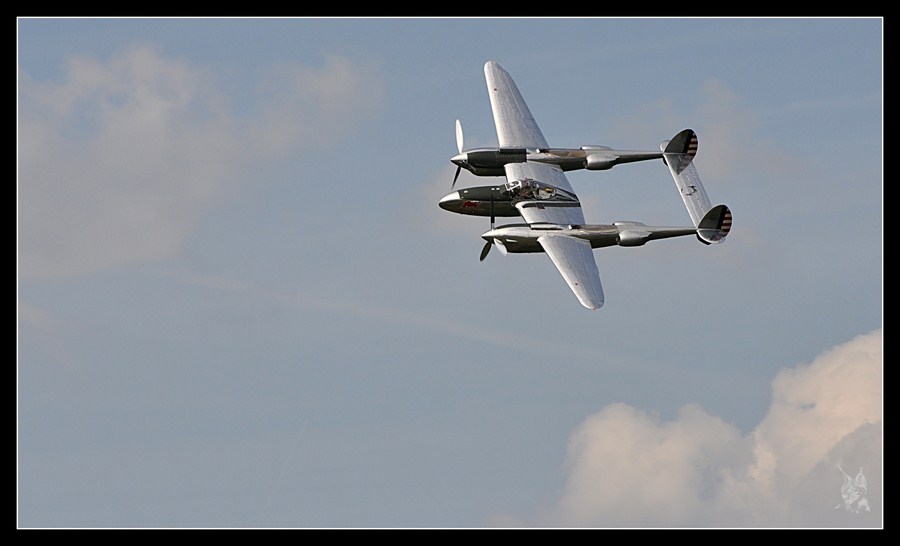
[696,204,732,245]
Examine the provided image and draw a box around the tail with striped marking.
[660,129,732,244]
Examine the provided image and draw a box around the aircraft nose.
[439,191,461,211]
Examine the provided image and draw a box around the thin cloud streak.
[157,267,688,378]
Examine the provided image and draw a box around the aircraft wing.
[484,61,549,151]
[484,61,579,211]
[484,61,603,309]
[538,235,605,310]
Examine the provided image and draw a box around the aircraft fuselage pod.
[439,178,575,219]
[438,185,518,218]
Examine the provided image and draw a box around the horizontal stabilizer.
[661,129,713,228]
[696,204,733,245]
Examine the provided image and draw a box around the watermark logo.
[835,464,870,513]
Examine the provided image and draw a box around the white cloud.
[510,328,882,528]
[18,46,383,280]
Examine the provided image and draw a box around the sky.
[17,17,883,529]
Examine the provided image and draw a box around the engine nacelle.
[616,230,651,247]
[464,147,526,170]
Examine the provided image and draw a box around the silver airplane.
[439,61,732,310]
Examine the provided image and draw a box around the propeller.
[451,119,464,189]
[480,240,492,261]
[489,187,496,229]
[479,238,507,261]
[479,189,501,261]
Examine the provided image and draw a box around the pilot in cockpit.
[506,179,536,200]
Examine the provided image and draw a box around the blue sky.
[18,17,882,528]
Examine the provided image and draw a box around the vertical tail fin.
[696,204,733,245]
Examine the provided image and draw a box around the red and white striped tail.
[697,205,732,245]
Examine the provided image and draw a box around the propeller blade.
[494,238,508,256]
[479,240,492,262]
[451,165,461,189]
[455,119,464,154]
[489,190,495,229]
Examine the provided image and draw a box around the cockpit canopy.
[504,178,575,201]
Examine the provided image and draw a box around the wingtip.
[484,60,504,74]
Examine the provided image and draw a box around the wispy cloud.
[18,45,383,281]
[245,54,383,157]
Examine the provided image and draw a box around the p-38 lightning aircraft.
[439,61,732,310]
